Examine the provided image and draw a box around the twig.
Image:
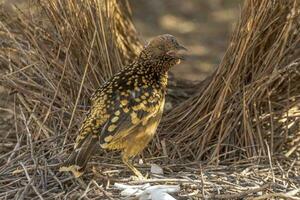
[129,178,203,184]
[251,188,300,200]
[63,30,97,146]
[19,162,44,200]
[265,140,275,183]
[206,183,272,199]
[199,164,206,199]
[92,180,115,200]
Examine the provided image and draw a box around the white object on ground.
[114,183,180,200]
[150,164,164,175]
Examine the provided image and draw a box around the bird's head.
[139,34,187,66]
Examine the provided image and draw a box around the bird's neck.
[137,55,176,73]
[134,58,171,88]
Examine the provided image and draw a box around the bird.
[59,34,186,179]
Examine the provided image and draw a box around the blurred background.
[131,0,242,80]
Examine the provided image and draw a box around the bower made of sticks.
[0,0,299,181]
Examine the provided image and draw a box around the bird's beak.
[175,44,188,60]
[177,44,188,51]
[166,44,188,61]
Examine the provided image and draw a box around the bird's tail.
[59,134,97,178]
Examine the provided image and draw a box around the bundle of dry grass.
[0,0,300,199]
[0,0,140,147]
[159,0,300,162]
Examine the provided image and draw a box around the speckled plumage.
[59,34,186,178]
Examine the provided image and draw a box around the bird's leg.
[122,155,145,179]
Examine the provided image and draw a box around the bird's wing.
[99,87,164,149]
[74,89,113,149]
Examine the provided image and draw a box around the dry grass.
[159,0,300,163]
[0,0,299,199]
[0,0,141,151]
